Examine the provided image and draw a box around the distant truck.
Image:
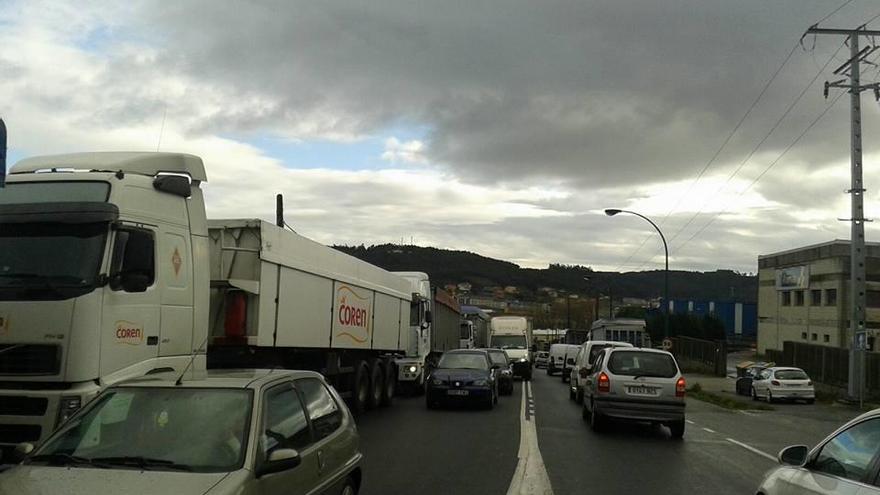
[0,152,410,456]
[488,316,533,380]
[459,320,475,349]
[393,273,461,394]
[589,318,651,347]
[460,305,491,348]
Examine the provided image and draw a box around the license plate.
[447,390,469,396]
[626,385,659,396]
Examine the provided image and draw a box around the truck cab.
[393,272,432,392]
[0,152,209,455]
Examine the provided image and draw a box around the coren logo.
[335,285,371,344]
[115,321,144,345]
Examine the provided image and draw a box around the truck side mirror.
[425,310,433,324]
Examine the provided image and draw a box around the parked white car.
[757,408,880,494]
[569,341,634,403]
[750,367,815,404]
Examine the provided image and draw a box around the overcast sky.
[3,0,880,273]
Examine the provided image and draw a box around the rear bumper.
[594,397,685,423]
[769,388,815,400]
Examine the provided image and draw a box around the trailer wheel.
[351,361,370,415]
[380,360,395,407]
[368,360,384,410]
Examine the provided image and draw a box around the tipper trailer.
[0,152,409,457]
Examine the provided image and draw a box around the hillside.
[333,244,758,303]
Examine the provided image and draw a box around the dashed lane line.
[506,381,554,495]
[685,419,695,424]
[702,427,716,434]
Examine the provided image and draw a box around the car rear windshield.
[438,353,488,370]
[488,351,508,366]
[775,369,808,380]
[588,345,612,364]
[607,351,678,378]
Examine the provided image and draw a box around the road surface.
[356,369,863,495]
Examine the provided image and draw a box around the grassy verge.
[687,383,774,411]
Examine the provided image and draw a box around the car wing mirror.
[778,445,809,466]
[256,448,301,478]
[579,367,590,378]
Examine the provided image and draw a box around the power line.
[814,0,856,26]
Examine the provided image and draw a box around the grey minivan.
[581,347,686,439]
[0,369,363,495]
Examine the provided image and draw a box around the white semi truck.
[0,152,410,456]
[489,316,533,380]
[393,272,460,394]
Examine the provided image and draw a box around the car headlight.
[56,396,82,426]
[407,365,418,373]
[518,358,527,363]
[431,377,445,385]
[473,379,489,387]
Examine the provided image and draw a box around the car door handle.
[317,450,325,475]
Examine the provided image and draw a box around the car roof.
[606,347,673,356]
[445,349,488,355]
[768,367,805,372]
[583,340,634,347]
[117,368,323,389]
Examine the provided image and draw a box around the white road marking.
[726,438,776,462]
[685,419,695,424]
[702,427,716,433]
[506,381,554,495]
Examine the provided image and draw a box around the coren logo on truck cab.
[335,285,371,343]
[115,321,144,345]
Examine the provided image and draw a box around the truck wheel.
[368,360,384,410]
[380,361,395,407]
[351,361,370,415]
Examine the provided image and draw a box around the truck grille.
[0,344,61,375]
[0,424,42,444]
[0,396,49,416]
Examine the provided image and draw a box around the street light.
[604,208,669,340]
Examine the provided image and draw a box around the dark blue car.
[426,350,499,409]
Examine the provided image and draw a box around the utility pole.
[807,24,880,405]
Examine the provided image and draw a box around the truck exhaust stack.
[0,118,6,188]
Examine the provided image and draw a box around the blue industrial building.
[665,299,757,341]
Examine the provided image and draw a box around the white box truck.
[0,152,410,457]
[489,316,533,380]
[393,272,460,393]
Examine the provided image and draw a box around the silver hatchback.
[581,347,686,439]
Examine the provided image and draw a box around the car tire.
[575,388,584,405]
[380,361,395,407]
[341,476,358,495]
[751,387,757,401]
[767,390,774,404]
[581,400,591,421]
[669,420,685,440]
[569,387,576,401]
[352,361,370,415]
[368,360,384,410]
[547,367,553,376]
[806,398,815,405]
[524,370,532,381]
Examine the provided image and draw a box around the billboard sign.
[775,266,809,290]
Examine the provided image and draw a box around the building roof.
[759,239,880,269]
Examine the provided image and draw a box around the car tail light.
[224,291,247,340]
[676,377,686,397]
[771,380,781,386]
[598,372,610,393]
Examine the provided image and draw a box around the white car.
[547,344,579,378]
[569,341,634,403]
[751,366,815,404]
[757,408,880,494]
[534,351,550,369]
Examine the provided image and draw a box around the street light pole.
[605,209,669,339]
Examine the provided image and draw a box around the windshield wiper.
[28,453,109,468]
[91,456,192,471]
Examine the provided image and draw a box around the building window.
[868,290,880,309]
[782,291,791,306]
[824,334,830,343]
[801,332,807,340]
[826,289,837,306]
[795,291,805,306]
[811,333,818,341]
[811,289,822,306]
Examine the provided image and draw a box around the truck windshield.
[0,222,108,300]
[31,387,253,473]
[491,335,527,349]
